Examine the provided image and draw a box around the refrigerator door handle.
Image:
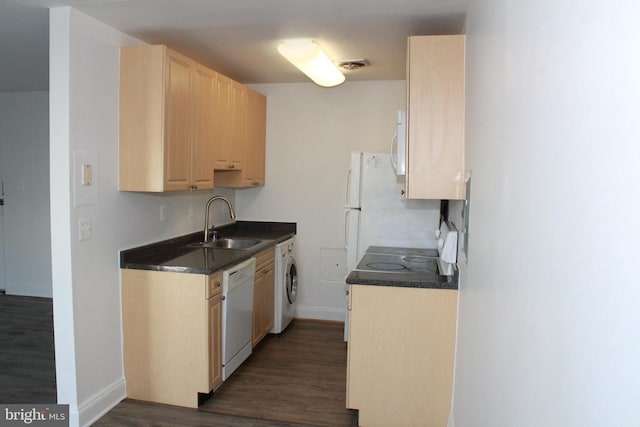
[345,168,352,205]
[344,210,350,248]
[390,130,398,170]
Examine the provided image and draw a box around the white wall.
[49,7,235,426]
[452,1,640,426]
[237,81,409,320]
[0,91,52,297]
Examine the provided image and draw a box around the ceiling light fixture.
[277,40,345,88]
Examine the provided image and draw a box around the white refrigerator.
[343,152,440,339]
[344,152,439,267]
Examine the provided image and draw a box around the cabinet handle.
[190,185,198,191]
[229,164,235,169]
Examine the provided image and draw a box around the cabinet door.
[208,294,222,390]
[261,262,275,333]
[213,74,241,170]
[163,51,193,191]
[208,271,222,389]
[252,270,266,347]
[191,65,216,190]
[253,262,275,344]
[252,248,275,346]
[406,35,465,200]
[230,81,247,169]
[243,89,267,187]
[347,285,457,426]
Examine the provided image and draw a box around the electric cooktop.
[355,252,439,275]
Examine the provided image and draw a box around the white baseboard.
[295,304,345,322]
[78,377,126,427]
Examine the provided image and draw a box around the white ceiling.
[0,0,469,92]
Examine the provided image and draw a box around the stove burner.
[402,255,431,263]
[365,262,407,271]
[356,253,439,274]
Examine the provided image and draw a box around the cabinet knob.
[216,281,221,287]
[229,164,235,169]
[253,181,259,186]
[190,185,198,191]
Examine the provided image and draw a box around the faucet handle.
[212,230,218,241]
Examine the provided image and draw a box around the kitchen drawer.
[207,271,222,298]
[255,247,275,271]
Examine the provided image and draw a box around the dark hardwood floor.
[0,294,57,404]
[0,296,354,426]
[96,320,357,427]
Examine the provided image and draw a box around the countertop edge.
[345,273,459,290]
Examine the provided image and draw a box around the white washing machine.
[271,237,297,333]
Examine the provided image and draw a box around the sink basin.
[188,237,264,250]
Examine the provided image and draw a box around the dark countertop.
[346,246,458,290]
[120,221,296,275]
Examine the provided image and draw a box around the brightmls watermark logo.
[0,405,68,426]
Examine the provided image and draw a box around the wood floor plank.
[0,295,57,404]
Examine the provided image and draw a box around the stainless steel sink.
[187,237,264,250]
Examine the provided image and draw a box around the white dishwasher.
[221,257,256,381]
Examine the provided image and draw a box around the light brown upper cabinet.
[214,85,267,188]
[405,35,466,200]
[119,44,266,192]
[191,63,217,190]
[244,88,267,187]
[212,74,243,171]
[120,45,213,192]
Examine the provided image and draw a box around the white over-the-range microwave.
[390,109,406,176]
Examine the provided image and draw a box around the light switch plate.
[82,164,93,186]
[79,218,92,241]
[73,150,99,206]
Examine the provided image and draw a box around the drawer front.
[207,271,222,298]
[255,247,275,270]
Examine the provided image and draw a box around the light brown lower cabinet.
[252,247,275,347]
[121,269,222,408]
[346,284,457,427]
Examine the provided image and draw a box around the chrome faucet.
[203,196,236,242]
